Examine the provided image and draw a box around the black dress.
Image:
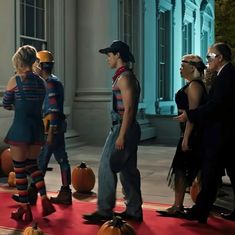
[167,79,207,188]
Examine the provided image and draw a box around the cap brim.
[99,47,114,54]
[99,47,135,63]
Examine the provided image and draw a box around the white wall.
[0,0,16,148]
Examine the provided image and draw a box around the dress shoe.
[114,211,143,222]
[42,197,56,217]
[82,211,113,222]
[221,211,235,221]
[12,184,38,205]
[50,186,72,205]
[11,204,33,222]
[157,205,184,217]
[177,209,207,224]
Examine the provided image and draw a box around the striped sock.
[26,159,46,197]
[13,160,28,203]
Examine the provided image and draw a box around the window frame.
[200,4,214,59]
[155,1,174,115]
[16,0,47,50]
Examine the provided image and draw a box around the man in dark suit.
[175,42,235,223]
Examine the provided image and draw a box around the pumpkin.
[72,162,95,193]
[0,148,14,176]
[8,171,16,187]
[97,216,136,235]
[22,223,44,235]
[190,180,201,203]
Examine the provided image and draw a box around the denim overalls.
[97,72,142,218]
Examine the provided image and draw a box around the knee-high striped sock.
[13,160,28,203]
[26,159,46,197]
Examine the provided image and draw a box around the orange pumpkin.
[190,180,201,203]
[72,162,95,193]
[8,171,16,187]
[0,148,14,176]
[97,216,136,235]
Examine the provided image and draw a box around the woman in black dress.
[158,54,207,216]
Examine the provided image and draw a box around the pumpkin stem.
[112,216,124,228]
[32,222,38,230]
[79,162,87,168]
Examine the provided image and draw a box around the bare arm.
[115,75,135,150]
[6,76,17,90]
[182,81,203,151]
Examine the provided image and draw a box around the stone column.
[53,0,79,146]
[73,0,118,145]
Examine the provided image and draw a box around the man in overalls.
[83,40,143,223]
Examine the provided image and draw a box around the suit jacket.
[186,63,235,146]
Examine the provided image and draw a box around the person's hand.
[173,109,188,122]
[115,136,125,150]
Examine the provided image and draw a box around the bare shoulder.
[188,80,204,91]
[118,70,137,86]
[6,75,17,90]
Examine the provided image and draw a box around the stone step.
[65,129,86,148]
[138,118,157,141]
[140,125,156,141]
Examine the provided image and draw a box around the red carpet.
[0,189,235,235]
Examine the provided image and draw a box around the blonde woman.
[3,45,56,222]
[157,54,207,216]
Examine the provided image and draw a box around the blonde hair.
[12,45,37,71]
[183,54,206,78]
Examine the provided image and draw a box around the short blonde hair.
[183,54,206,78]
[12,45,37,70]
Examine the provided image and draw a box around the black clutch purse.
[110,148,130,173]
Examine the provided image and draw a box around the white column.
[53,0,65,85]
[73,0,119,144]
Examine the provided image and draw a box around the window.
[119,0,144,99]
[181,23,193,86]
[201,31,208,59]
[158,11,171,101]
[200,4,214,59]
[182,23,192,55]
[20,0,47,50]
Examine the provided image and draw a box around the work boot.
[50,186,72,205]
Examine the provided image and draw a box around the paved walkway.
[0,143,233,234]
[45,143,233,211]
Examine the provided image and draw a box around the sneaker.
[50,186,72,205]
[83,211,113,222]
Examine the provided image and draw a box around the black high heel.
[42,197,56,217]
[11,204,33,222]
